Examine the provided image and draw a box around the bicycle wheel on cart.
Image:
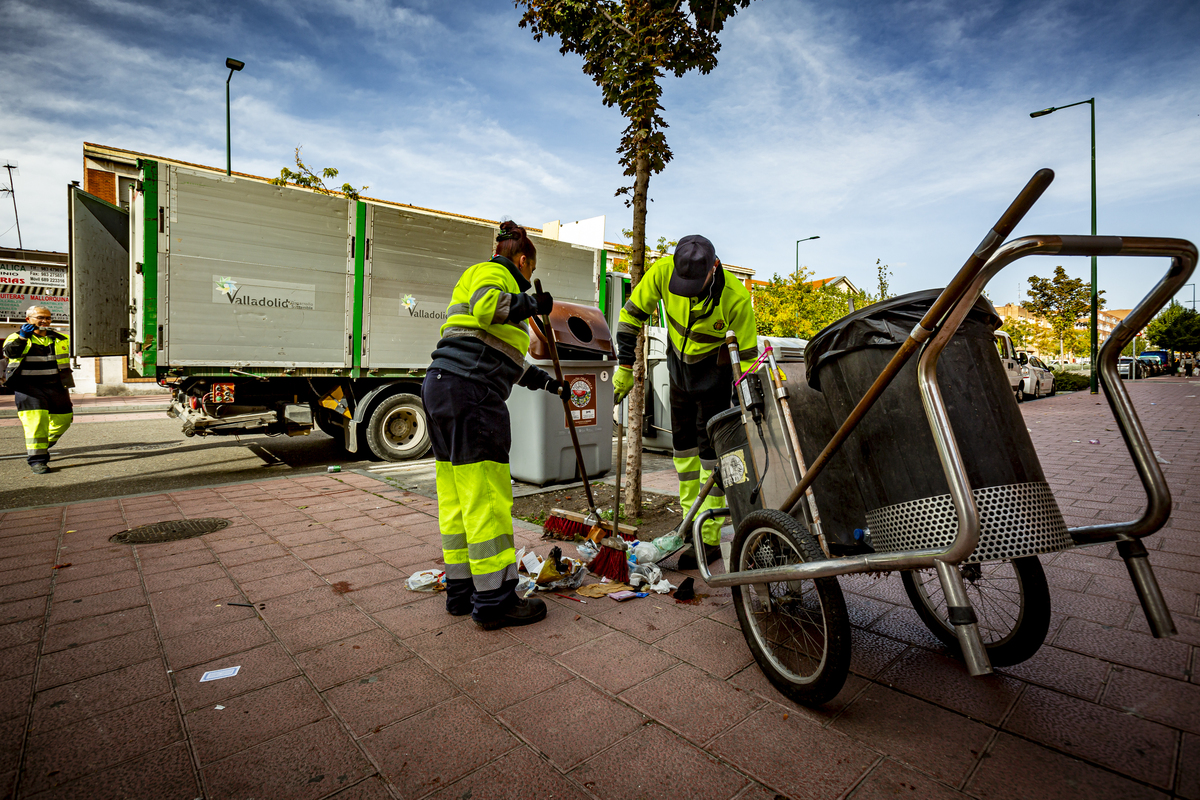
[900,556,1051,667]
[731,509,851,706]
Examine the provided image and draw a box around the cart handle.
[778,168,1055,518]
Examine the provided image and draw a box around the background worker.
[613,235,757,569]
[422,221,566,630]
[2,306,73,474]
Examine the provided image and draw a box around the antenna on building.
[0,161,23,255]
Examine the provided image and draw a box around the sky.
[1,0,1198,310]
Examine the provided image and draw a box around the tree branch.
[598,3,634,36]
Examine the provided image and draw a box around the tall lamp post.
[225,58,245,176]
[1031,97,1097,393]
[794,235,820,281]
[1182,283,1196,311]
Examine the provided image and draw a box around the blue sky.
[2,0,1198,309]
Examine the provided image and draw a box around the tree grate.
[109,518,230,544]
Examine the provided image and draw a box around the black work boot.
[676,542,722,571]
[474,595,548,630]
[30,463,50,475]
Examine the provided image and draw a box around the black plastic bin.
[803,289,1071,563]
[707,406,761,526]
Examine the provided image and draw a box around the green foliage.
[269,146,368,201]
[1022,266,1104,352]
[874,259,892,301]
[752,268,870,339]
[1121,334,1148,358]
[1145,302,1200,352]
[1051,370,1090,391]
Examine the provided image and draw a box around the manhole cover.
[109,518,230,544]
[122,442,182,452]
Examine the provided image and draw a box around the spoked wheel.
[731,509,851,706]
[900,556,1051,668]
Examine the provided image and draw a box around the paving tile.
[141,562,227,592]
[22,741,199,800]
[295,628,412,691]
[147,576,240,612]
[866,604,951,652]
[173,642,302,710]
[303,549,381,574]
[727,662,868,726]
[832,684,992,785]
[0,576,52,605]
[555,631,680,694]
[426,745,592,800]
[256,585,351,624]
[153,596,257,639]
[201,717,373,800]
[571,723,747,800]
[847,758,967,799]
[31,659,169,734]
[0,618,42,651]
[965,732,1167,800]
[207,533,275,554]
[36,627,161,691]
[136,548,217,574]
[51,568,142,602]
[185,675,329,763]
[1004,685,1176,788]
[994,643,1111,702]
[46,586,142,626]
[1049,586,1136,627]
[621,663,764,745]
[847,627,910,679]
[0,642,38,680]
[1179,732,1200,800]
[323,657,458,736]
[240,568,326,601]
[270,605,378,653]
[1102,664,1200,735]
[323,562,407,592]
[1128,609,1200,646]
[45,553,136,583]
[504,601,609,655]
[403,618,518,671]
[877,647,1023,724]
[22,694,182,794]
[445,643,574,713]
[363,695,518,800]
[1054,617,1190,678]
[161,617,274,670]
[0,595,47,625]
[339,579,411,613]
[651,617,754,680]
[371,594,459,638]
[226,554,307,583]
[0,673,31,722]
[592,595,698,643]
[0,717,18,775]
[497,678,646,770]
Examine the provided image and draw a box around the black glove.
[18,323,36,338]
[545,379,567,397]
[534,290,553,316]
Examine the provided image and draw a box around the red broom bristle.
[588,544,629,583]
[542,515,589,540]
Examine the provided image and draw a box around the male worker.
[613,235,757,569]
[3,306,73,474]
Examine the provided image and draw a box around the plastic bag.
[630,541,662,565]
[405,569,445,592]
[651,532,685,557]
[576,541,600,562]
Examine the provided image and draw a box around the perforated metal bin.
[506,302,616,486]
[804,289,1072,563]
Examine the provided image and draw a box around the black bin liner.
[803,289,1059,559]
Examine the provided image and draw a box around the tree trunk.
[623,143,651,514]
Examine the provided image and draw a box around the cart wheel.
[731,509,851,706]
[900,556,1051,668]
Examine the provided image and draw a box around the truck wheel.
[312,407,347,442]
[366,393,431,462]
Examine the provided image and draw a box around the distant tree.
[752,268,869,339]
[874,258,892,301]
[1022,266,1105,362]
[1146,303,1200,354]
[270,147,368,201]
[516,0,753,511]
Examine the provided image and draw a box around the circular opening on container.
[567,316,594,343]
[109,518,230,544]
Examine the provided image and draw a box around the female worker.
[422,221,565,630]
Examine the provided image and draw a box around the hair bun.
[497,220,524,242]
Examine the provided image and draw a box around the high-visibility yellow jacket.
[3,330,70,386]
[616,255,758,393]
[429,255,553,398]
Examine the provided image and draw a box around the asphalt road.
[0,411,380,510]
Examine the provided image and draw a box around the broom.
[531,281,628,582]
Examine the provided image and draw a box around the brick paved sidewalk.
[1,379,1198,799]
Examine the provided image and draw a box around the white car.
[1016,353,1055,400]
[994,331,1022,399]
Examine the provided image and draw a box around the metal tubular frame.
[684,231,1194,647]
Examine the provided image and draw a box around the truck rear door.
[68,185,130,357]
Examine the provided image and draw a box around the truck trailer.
[69,150,605,461]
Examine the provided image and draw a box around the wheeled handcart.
[679,169,1197,706]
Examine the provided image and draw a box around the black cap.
[668,234,717,297]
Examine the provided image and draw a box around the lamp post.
[225,58,245,176]
[1031,97,1097,393]
[794,235,819,281]
[1182,283,1196,311]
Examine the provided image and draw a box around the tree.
[1146,303,1200,354]
[1022,266,1105,362]
[516,0,753,511]
[270,146,368,201]
[874,259,892,301]
[753,268,868,339]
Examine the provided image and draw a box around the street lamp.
[225,58,245,176]
[795,235,820,281]
[1031,97,1097,393]
[1182,283,1196,311]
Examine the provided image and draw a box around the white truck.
[69,154,606,460]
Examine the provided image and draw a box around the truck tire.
[366,393,431,462]
[310,405,347,443]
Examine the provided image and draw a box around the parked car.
[1141,349,1174,373]
[1016,352,1055,400]
[1118,357,1146,380]
[1139,355,1163,376]
[994,331,1022,400]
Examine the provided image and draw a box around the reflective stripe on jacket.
[3,331,70,383]
[439,256,539,367]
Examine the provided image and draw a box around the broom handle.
[613,399,623,535]
[532,280,596,513]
